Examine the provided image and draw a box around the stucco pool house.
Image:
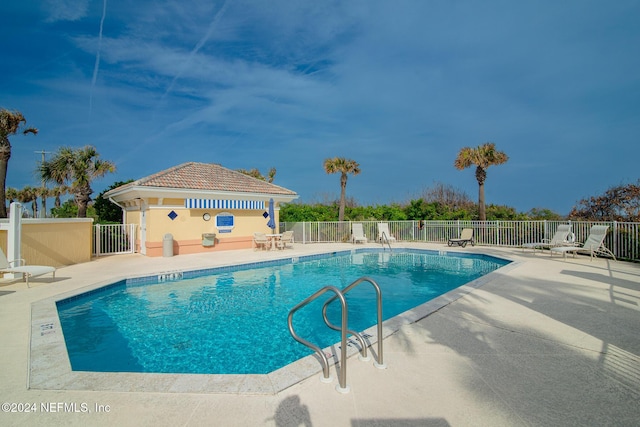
[104,162,298,256]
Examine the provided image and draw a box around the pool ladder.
[287,277,386,394]
[380,232,392,251]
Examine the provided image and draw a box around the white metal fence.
[93,224,136,256]
[280,220,640,261]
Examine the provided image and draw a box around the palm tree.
[266,167,276,183]
[50,185,69,209]
[39,146,116,218]
[0,109,38,217]
[37,186,52,218]
[18,186,38,218]
[323,157,361,221]
[454,142,508,221]
[5,187,19,205]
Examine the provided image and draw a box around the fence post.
[128,223,135,253]
[612,221,618,259]
[95,224,101,257]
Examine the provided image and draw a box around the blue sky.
[1,0,638,215]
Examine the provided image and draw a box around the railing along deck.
[280,220,640,261]
[93,223,136,256]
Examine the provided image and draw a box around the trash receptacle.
[163,233,174,257]
[202,233,216,247]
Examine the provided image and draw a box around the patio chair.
[0,248,56,287]
[522,224,573,253]
[277,230,294,250]
[448,228,474,248]
[253,232,269,251]
[351,223,367,244]
[550,225,616,261]
[377,223,396,243]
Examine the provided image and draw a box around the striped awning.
[185,199,265,210]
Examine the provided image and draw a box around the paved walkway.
[0,243,638,426]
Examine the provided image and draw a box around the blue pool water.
[57,249,509,375]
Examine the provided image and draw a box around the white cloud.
[43,0,90,22]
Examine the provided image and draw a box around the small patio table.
[266,233,282,251]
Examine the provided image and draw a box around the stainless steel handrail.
[322,277,386,369]
[287,285,350,393]
[321,301,370,361]
[381,232,392,251]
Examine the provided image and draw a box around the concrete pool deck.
[0,243,638,426]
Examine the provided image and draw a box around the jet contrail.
[89,0,108,116]
[162,0,229,100]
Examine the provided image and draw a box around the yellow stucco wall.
[125,210,141,227]
[0,219,93,267]
[145,208,278,241]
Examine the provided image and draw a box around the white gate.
[93,224,136,256]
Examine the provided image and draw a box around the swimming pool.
[56,249,509,375]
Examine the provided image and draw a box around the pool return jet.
[287,277,385,394]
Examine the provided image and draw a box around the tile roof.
[112,162,297,196]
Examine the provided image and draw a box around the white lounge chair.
[351,223,367,244]
[0,248,56,287]
[377,223,396,243]
[277,230,294,250]
[253,232,269,251]
[522,224,573,253]
[448,228,474,247]
[550,225,616,261]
